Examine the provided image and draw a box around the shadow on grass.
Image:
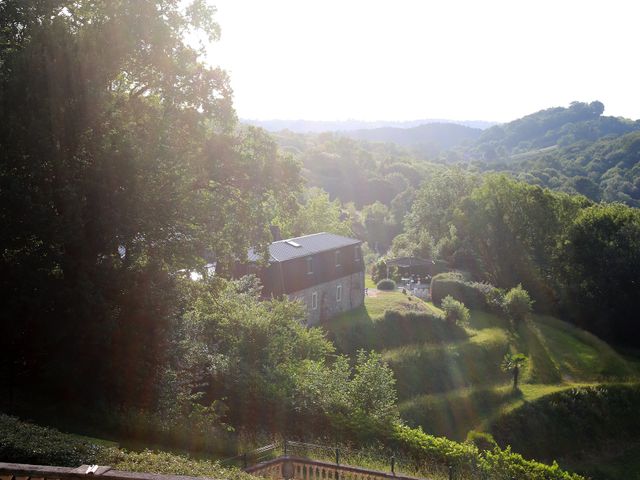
[325,307,468,355]
[400,386,522,441]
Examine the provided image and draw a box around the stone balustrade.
[245,456,422,480]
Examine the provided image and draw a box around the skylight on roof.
[285,240,301,247]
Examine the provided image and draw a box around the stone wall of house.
[289,271,365,326]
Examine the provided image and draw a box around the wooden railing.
[245,456,423,480]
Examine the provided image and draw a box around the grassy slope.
[325,282,640,446]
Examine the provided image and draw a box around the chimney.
[270,225,282,242]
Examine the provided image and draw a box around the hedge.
[376,278,396,290]
[430,272,487,309]
[335,310,467,354]
[0,414,106,466]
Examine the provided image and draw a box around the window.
[311,292,318,310]
[336,284,342,302]
[354,245,361,262]
[306,256,313,274]
[335,250,341,267]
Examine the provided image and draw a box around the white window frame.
[306,256,313,274]
[336,284,342,302]
[335,250,341,267]
[311,291,318,310]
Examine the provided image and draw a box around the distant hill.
[471,101,640,157]
[459,101,640,207]
[242,118,496,133]
[342,122,483,155]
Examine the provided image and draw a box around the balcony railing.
[246,456,423,480]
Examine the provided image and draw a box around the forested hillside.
[270,121,640,348]
[458,101,640,206]
[342,123,482,157]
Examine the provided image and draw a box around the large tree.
[0,0,299,406]
[561,203,640,343]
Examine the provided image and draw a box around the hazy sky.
[205,0,640,123]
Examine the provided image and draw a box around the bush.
[470,282,505,314]
[371,260,398,283]
[465,430,498,452]
[441,295,470,326]
[107,449,254,480]
[503,284,533,322]
[0,415,252,480]
[389,423,583,480]
[377,278,396,290]
[0,414,106,466]
[430,272,487,309]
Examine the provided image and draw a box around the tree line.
[400,171,640,347]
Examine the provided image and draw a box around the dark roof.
[248,232,361,263]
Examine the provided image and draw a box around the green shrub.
[371,260,398,283]
[388,424,583,480]
[471,282,505,314]
[0,415,251,480]
[503,284,533,322]
[430,272,487,309]
[105,449,253,480]
[377,278,396,290]
[465,430,498,452]
[0,414,106,466]
[441,295,470,326]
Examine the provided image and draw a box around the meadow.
[325,281,640,479]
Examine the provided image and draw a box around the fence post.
[335,447,340,467]
[391,455,395,476]
[448,464,453,480]
[243,453,248,469]
[284,439,288,456]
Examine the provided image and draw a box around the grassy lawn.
[326,278,640,446]
[364,275,377,290]
[365,290,438,317]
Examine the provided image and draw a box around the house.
[236,232,365,325]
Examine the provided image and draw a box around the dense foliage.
[408,173,640,347]
[441,295,470,326]
[1,413,584,480]
[503,285,533,324]
[0,414,105,467]
[0,0,300,408]
[136,277,400,440]
[430,272,488,310]
[459,102,640,207]
[490,385,640,464]
[0,414,253,480]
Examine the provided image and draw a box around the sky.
[204,0,640,123]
